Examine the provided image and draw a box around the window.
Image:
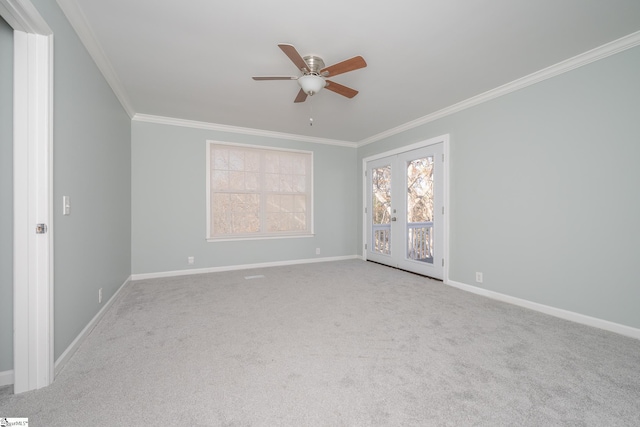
[207,142,313,240]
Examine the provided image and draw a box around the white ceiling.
[58,0,640,145]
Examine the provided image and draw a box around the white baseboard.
[446,279,640,340]
[54,276,132,377]
[130,255,360,281]
[0,369,13,387]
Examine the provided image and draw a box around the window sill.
[207,233,315,243]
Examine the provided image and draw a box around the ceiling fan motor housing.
[302,55,325,74]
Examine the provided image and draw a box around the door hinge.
[365,243,367,250]
[365,207,367,213]
[36,223,48,234]
[442,153,444,162]
[442,206,444,215]
[442,258,444,267]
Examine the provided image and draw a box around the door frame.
[0,0,54,392]
[362,134,450,282]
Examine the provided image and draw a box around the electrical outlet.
[475,272,483,283]
[98,288,103,304]
[188,256,194,265]
[316,248,320,255]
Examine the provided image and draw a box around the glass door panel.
[406,155,434,264]
[372,165,392,255]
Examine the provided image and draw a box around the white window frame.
[206,141,314,242]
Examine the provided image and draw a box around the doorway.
[364,136,447,279]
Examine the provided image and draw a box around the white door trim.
[362,134,450,282]
[1,0,54,393]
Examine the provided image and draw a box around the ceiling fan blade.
[252,76,297,81]
[278,43,309,73]
[325,80,359,98]
[320,56,367,77]
[294,89,308,103]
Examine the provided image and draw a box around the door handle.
[391,217,397,221]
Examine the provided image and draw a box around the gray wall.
[31,0,132,360]
[0,16,13,373]
[357,46,640,329]
[132,121,357,275]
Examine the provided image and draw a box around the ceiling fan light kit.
[253,43,367,103]
[298,74,325,96]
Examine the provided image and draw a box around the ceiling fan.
[252,44,367,103]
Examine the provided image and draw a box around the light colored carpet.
[1,259,639,426]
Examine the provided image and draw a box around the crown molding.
[56,0,135,118]
[132,114,357,148]
[358,30,640,147]
[0,0,51,34]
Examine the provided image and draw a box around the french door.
[365,143,444,279]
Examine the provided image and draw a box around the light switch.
[63,196,70,215]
